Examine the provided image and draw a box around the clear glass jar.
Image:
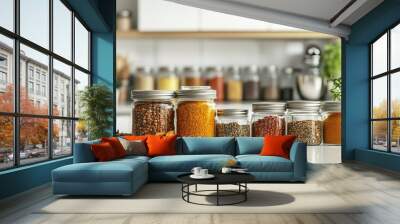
[156,66,179,91]
[216,109,250,137]
[286,101,322,145]
[131,90,175,135]
[204,66,224,102]
[181,66,202,86]
[322,101,341,145]
[223,66,243,102]
[260,65,279,101]
[176,87,216,137]
[279,67,295,101]
[117,10,132,32]
[134,66,154,91]
[251,102,286,137]
[241,65,260,101]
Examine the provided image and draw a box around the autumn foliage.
[372,99,400,141]
[0,85,59,151]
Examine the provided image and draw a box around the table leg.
[217,184,220,206]
[245,183,247,201]
[195,184,198,192]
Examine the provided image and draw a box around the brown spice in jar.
[252,116,285,137]
[287,120,322,145]
[177,101,215,137]
[323,112,341,144]
[132,102,174,135]
[216,122,250,137]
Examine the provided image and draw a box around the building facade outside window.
[370,22,400,153]
[0,0,91,170]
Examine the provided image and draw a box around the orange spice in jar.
[322,101,341,145]
[176,87,216,137]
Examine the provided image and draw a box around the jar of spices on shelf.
[134,66,154,91]
[260,65,280,101]
[251,102,286,137]
[156,66,179,91]
[224,66,243,102]
[117,10,132,32]
[204,67,224,102]
[241,65,260,101]
[286,101,322,145]
[322,101,341,145]
[131,90,175,135]
[279,67,295,101]
[181,66,202,86]
[216,109,250,137]
[176,87,216,137]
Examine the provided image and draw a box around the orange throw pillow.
[146,135,177,157]
[123,135,147,141]
[260,135,296,159]
[101,137,126,158]
[91,142,117,162]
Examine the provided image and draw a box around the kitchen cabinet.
[138,0,200,31]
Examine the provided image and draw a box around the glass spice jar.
[117,10,132,32]
[259,65,280,101]
[134,66,154,91]
[224,66,243,102]
[251,102,286,137]
[322,101,341,145]
[241,65,260,101]
[181,66,202,86]
[216,109,250,137]
[156,66,179,91]
[286,101,322,145]
[131,90,175,135]
[204,67,224,102]
[176,87,216,137]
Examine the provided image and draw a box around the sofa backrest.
[235,137,264,155]
[177,137,236,155]
[73,140,100,163]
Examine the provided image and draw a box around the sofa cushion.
[91,142,118,161]
[260,135,296,159]
[178,137,235,155]
[147,135,177,157]
[101,137,127,158]
[236,137,263,155]
[236,155,293,172]
[149,154,235,172]
[53,158,147,183]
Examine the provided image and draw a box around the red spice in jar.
[252,115,285,137]
[207,76,224,102]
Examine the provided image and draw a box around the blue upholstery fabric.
[73,140,100,163]
[236,155,293,172]
[289,141,307,181]
[247,172,295,182]
[149,154,235,172]
[178,137,236,155]
[235,137,263,155]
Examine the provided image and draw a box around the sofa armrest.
[289,141,307,181]
[73,140,100,163]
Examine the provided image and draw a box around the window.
[0,0,91,170]
[371,23,400,153]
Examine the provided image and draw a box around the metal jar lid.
[176,86,216,99]
[217,109,248,117]
[131,90,175,100]
[287,101,321,111]
[252,102,286,113]
[118,10,132,18]
[322,101,341,112]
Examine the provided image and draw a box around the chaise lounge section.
[52,137,307,196]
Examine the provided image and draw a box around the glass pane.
[392,24,400,70]
[20,44,49,115]
[391,72,400,118]
[20,0,49,49]
[0,0,14,31]
[372,121,388,151]
[0,116,14,170]
[372,76,387,119]
[75,120,88,143]
[0,35,14,112]
[75,18,89,70]
[20,117,49,165]
[53,0,72,60]
[53,119,72,157]
[372,33,387,76]
[391,120,400,153]
[74,69,89,118]
[53,59,72,117]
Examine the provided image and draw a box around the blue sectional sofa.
[52,137,307,196]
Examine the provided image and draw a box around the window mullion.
[71,10,76,155]
[388,30,391,152]
[13,0,21,167]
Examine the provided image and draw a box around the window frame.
[0,0,92,171]
[370,21,400,154]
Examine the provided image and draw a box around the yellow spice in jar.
[177,101,215,137]
[157,76,179,91]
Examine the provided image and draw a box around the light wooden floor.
[1,162,400,224]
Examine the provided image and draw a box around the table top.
[177,172,255,185]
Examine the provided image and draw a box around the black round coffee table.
[177,173,255,206]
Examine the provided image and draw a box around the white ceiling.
[166,0,384,38]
